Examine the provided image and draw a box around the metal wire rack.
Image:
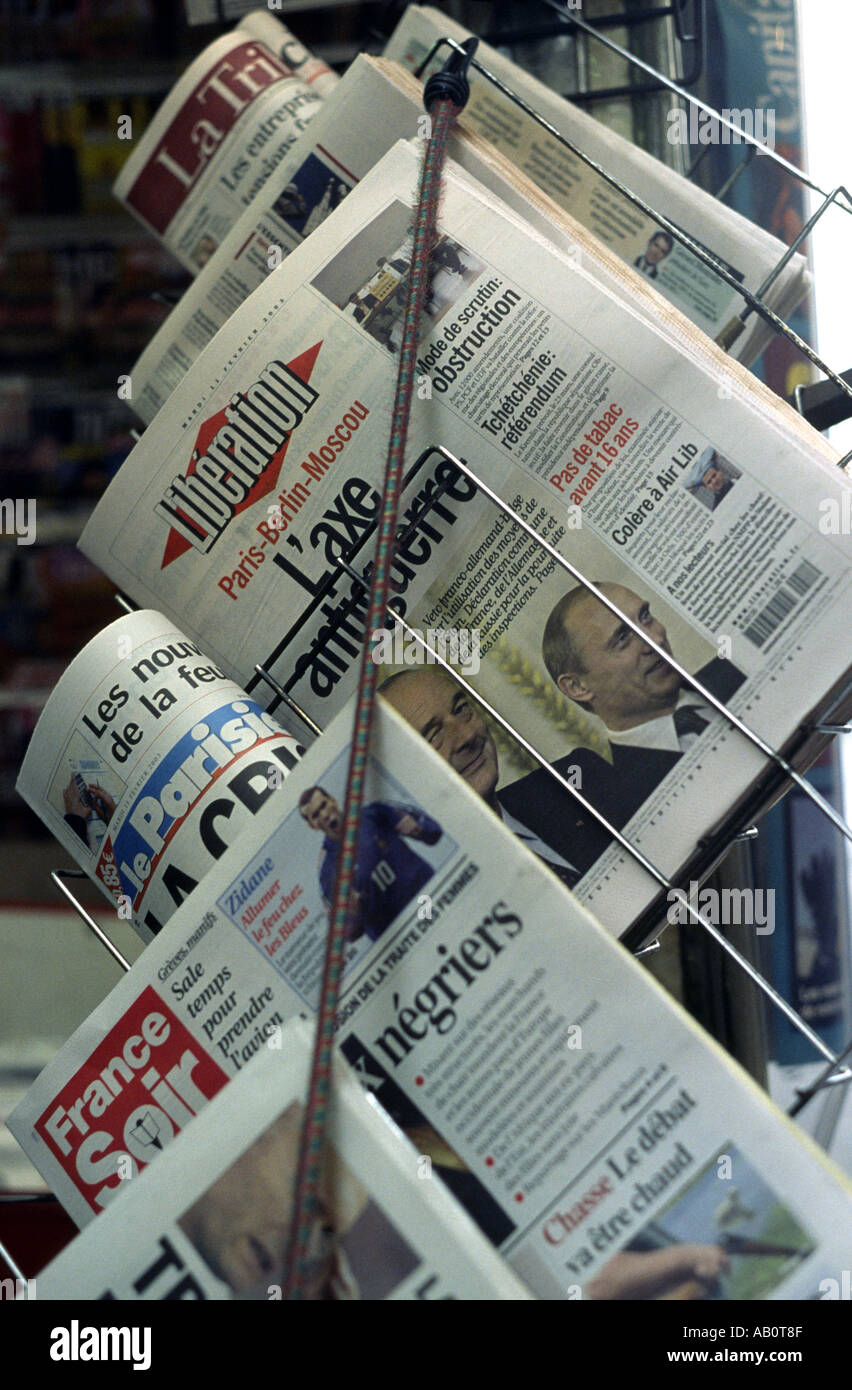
[5,1,852,1284]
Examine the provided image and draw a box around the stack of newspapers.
[13,7,852,1301]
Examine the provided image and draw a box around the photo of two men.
[379,573,744,891]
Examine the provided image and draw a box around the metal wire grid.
[37,9,852,1153]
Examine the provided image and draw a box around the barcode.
[743,559,822,648]
[787,557,821,596]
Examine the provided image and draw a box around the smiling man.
[379,667,610,887]
[498,583,744,854]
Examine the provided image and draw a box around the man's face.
[179,1107,359,1298]
[558,583,681,730]
[301,789,341,839]
[381,670,499,801]
[646,235,670,265]
[702,465,726,493]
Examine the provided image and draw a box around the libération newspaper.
[11,700,852,1301]
[31,1019,531,1301]
[16,611,305,940]
[384,6,810,367]
[112,23,327,272]
[79,138,852,943]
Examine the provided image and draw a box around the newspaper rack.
[34,3,852,1216]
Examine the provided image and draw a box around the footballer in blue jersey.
[299,785,442,943]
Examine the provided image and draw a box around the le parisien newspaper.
[384,5,810,367]
[77,137,852,945]
[31,1020,530,1301]
[112,18,329,273]
[11,699,852,1301]
[16,610,306,940]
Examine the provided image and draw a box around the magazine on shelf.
[11,699,852,1301]
[31,1019,531,1301]
[78,136,852,944]
[112,24,328,272]
[384,5,811,367]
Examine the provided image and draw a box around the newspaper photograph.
[113,30,325,272]
[16,610,305,941]
[31,1020,531,1301]
[384,5,811,365]
[10,699,852,1301]
[80,138,852,940]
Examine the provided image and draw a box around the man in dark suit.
[498,583,744,865]
[633,230,673,279]
[378,667,611,886]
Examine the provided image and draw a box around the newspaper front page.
[384,5,810,366]
[32,1020,531,1301]
[11,701,852,1301]
[112,31,325,272]
[16,611,304,940]
[80,139,852,940]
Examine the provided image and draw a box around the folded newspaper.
[112,20,328,272]
[11,699,852,1300]
[123,55,751,429]
[79,137,852,945]
[126,54,818,429]
[31,1019,531,1300]
[384,5,811,367]
[16,610,305,940]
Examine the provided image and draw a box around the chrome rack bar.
[0,1236,26,1285]
[635,940,661,958]
[253,667,322,738]
[788,1038,852,1120]
[51,869,131,973]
